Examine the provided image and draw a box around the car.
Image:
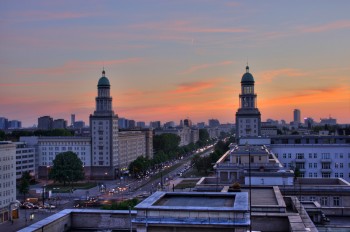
[43,203,56,209]
[21,202,34,209]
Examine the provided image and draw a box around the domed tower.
[235,66,261,138]
[94,70,114,115]
[90,69,119,180]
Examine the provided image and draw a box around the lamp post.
[42,185,46,209]
[245,143,252,232]
[249,147,252,232]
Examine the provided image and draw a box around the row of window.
[284,162,348,169]
[42,146,87,151]
[40,142,89,145]
[303,196,341,206]
[277,152,350,159]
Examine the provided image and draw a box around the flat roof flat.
[155,195,234,207]
[136,191,248,211]
[241,188,278,206]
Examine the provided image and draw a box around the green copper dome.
[241,66,255,83]
[98,70,110,87]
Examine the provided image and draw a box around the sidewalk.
[0,209,58,232]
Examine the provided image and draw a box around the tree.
[198,129,210,145]
[129,156,151,177]
[49,151,84,186]
[153,133,180,154]
[0,130,5,141]
[18,173,30,202]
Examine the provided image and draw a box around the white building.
[20,136,91,179]
[14,142,35,179]
[214,144,294,185]
[239,135,350,182]
[235,66,261,138]
[118,130,153,174]
[0,142,17,223]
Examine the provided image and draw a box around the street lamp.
[245,143,252,232]
[30,213,34,221]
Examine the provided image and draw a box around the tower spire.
[102,67,105,77]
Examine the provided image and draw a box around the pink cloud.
[300,20,350,33]
[0,82,51,87]
[180,60,234,74]
[15,11,93,22]
[130,20,248,34]
[16,58,142,76]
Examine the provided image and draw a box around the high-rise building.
[164,121,175,128]
[0,117,8,130]
[150,121,161,129]
[71,114,76,127]
[118,118,129,129]
[53,119,67,129]
[183,118,192,127]
[197,122,205,129]
[136,121,146,128]
[38,116,53,130]
[128,120,136,129]
[293,109,301,125]
[235,66,261,138]
[208,119,220,127]
[8,120,21,129]
[90,70,119,179]
[74,121,85,129]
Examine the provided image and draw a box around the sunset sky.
[1,1,350,127]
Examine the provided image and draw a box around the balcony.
[321,159,331,163]
[321,168,332,173]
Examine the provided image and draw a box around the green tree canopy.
[129,156,151,177]
[18,173,30,202]
[49,151,84,185]
[0,130,5,141]
[153,133,180,153]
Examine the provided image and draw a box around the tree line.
[191,136,235,175]
[128,129,213,177]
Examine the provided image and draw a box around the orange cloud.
[257,68,306,83]
[180,61,234,74]
[300,20,350,33]
[262,86,350,107]
[172,81,217,94]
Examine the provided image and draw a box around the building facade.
[14,142,36,180]
[20,136,91,179]
[118,129,153,174]
[37,116,53,130]
[0,142,17,224]
[235,66,261,138]
[89,70,119,179]
[270,135,350,182]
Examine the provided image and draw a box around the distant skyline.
[1,1,350,127]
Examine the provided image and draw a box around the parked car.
[43,203,56,209]
[20,202,34,209]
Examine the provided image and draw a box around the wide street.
[0,147,213,232]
